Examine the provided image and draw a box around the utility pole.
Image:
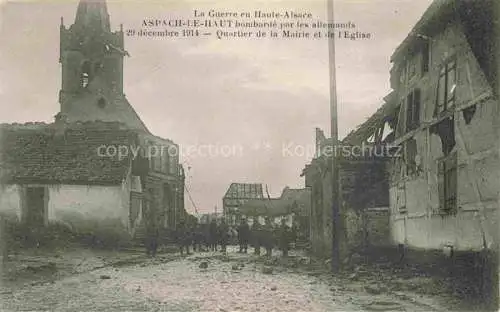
[327,0,341,273]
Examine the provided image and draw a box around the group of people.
[174,217,298,257]
[175,218,231,255]
[144,217,298,257]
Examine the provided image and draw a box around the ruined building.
[386,0,499,302]
[388,0,498,260]
[302,116,394,259]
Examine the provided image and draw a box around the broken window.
[462,104,476,125]
[435,58,457,115]
[405,138,418,175]
[406,89,421,132]
[430,117,455,156]
[438,152,457,215]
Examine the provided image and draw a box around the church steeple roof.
[74,0,111,33]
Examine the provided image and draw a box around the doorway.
[24,187,46,227]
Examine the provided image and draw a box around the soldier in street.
[177,220,191,256]
[262,217,275,257]
[251,217,262,255]
[237,218,250,253]
[278,218,291,257]
[209,219,218,251]
[201,223,211,251]
[145,219,159,257]
[218,218,230,253]
[192,221,203,252]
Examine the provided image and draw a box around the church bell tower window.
[81,60,91,88]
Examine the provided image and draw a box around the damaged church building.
[387,0,499,300]
[0,0,186,245]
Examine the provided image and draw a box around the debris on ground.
[199,261,208,269]
[262,266,273,274]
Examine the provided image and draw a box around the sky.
[0,0,433,214]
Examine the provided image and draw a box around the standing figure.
[278,218,291,257]
[262,217,275,257]
[202,223,211,251]
[218,219,230,253]
[209,219,218,251]
[177,221,191,256]
[192,222,203,252]
[145,219,159,257]
[237,218,250,253]
[251,217,262,255]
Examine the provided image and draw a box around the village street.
[0,246,460,312]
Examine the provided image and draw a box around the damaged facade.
[303,115,394,259]
[0,0,186,242]
[388,0,499,258]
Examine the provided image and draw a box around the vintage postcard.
[0,0,499,311]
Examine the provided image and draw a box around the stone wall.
[307,157,390,260]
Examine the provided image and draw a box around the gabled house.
[222,183,264,225]
[237,186,311,240]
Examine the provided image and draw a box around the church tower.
[59,0,148,131]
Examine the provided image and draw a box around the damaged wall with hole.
[389,18,499,254]
[304,123,392,260]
